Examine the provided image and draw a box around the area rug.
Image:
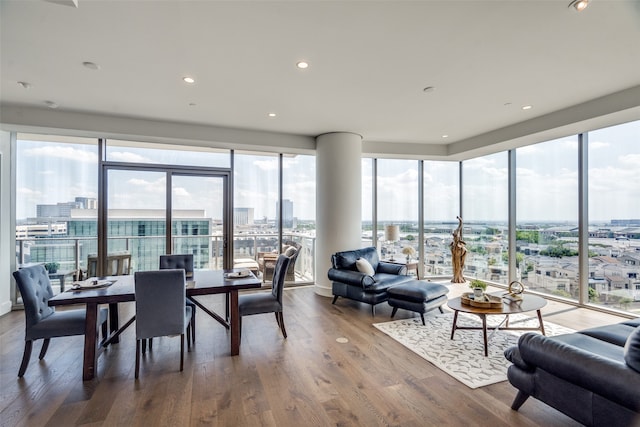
[373,312,575,389]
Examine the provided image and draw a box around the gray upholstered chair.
[13,265,108,377]
[159,254,196,344]
[134,269,192,379]
[238,254,291,340]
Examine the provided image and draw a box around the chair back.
[134,269,187,340]
[13,265,55,329]
[160,254,194,278]
[271,254,291,303]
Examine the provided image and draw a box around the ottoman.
[387,280,449,325]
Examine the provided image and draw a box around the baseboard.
[0,300,13,316]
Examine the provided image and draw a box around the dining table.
[48,269,261,381]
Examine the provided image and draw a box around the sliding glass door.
[99,165,230,276]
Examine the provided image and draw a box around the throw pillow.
[624,326,640,373]
[355,257,375,276]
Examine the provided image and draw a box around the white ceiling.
[1,0,639,157]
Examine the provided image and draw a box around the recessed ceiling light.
[423,86,435,93]
[268,112,277,117]
[44,100,59,109]
[296,61,309,69]
[503,102,512,107]
[82,61,100,70]
[183,76,195,84]
[522,105,533,110]
[17,81,31,89]
[442,134,449,138]
[189,103,197,107]
[568,0,589,11]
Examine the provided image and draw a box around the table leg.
[481,314,488,357]
[83,302,99,381]
[537,310,546,335]
[450,310,459,340]
[60,276,66,292]
[230,290,240,356]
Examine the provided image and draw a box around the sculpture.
[450,216,467,283]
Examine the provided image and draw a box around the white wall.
[0,131,13,315]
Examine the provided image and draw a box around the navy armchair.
[328,246,413,315]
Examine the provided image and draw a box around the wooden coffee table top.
[447,292,547,315]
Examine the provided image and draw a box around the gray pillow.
[284,246,297,258]
[624,326,640,373]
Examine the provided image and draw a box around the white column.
[315,132,362,297]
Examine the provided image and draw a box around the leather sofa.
[504,318,640,427]
[328,247,414,315]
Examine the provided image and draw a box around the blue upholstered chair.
[13,265,108,377]
[238,254,291,339]
[159,254,197,345]
[134,269,192,379]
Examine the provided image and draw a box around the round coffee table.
[447,293,547,356]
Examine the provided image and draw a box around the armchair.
[258,240,301,283]
[328,246,414,315]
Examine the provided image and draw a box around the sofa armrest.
[518,333,640,411]
[377,262,407,275]
[328,268,374,287]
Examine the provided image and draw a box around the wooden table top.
[447,292,547,315]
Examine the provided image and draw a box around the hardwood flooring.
[0,283,631,427]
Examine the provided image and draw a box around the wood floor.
[0,283,631,427]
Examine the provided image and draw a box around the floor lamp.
[385,225,400,261]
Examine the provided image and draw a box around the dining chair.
[159,254,197,345]
[13,264,108,378]
[134,269,192,379]
[238,254,291,340]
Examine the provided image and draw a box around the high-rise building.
[234,208,254,226]
[278,199,294,228]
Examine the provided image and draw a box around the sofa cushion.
[624,326,640,373]
[356,257,375,276]
[332,247,380,272]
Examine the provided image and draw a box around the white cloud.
[108,151,152,163]
[589,141,610,149]
[24,146,97,163]
[254,159,278,171]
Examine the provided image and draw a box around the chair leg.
[180,334,184,372]
[371,304,376,316]
[101,318,108,341]
[191,308,196,345]
[332,295,339,304]
[18,341,33,377]
[511,390,530,410]
[38,338,51,360]
[277,312,288,339]
[186,324,191,352]
[135,340,141,379]
[148,338,153,351]
[142,339,147,354]
[420,313,426,326]
[390,307,398,319]
[438,306,444,314]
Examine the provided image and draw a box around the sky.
[15,119,639,223]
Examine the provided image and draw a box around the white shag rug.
[373,312,575,389]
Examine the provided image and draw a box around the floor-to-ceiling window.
[377,159,419,266]
[282,154,316,282]
[516,137,579,301]
[15,134,98,292]
[362,158,374,247]
[423,161,460,277]
[588,121,640,315]
[462,152,509,284]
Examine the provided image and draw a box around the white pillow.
[355,257,375,276]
